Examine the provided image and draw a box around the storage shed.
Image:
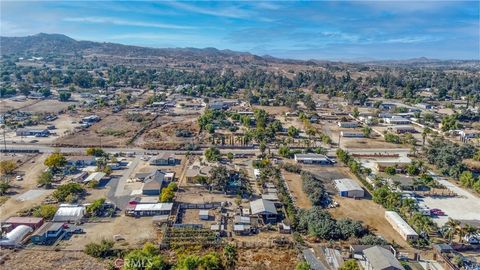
[0,225,33,247]
[3,216,44,231]
[385,211,418,241]
[334,178,364,198]
[53,204,86,223]
[199,210,209,220]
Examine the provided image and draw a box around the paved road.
[1,143,261,155]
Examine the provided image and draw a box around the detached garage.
[334,178,364,198]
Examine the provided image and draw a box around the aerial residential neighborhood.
[0,1,479,270]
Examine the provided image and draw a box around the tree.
[160,187,175,202]
[37,171,53,188]
[352,107,359,118]
[204,147,221,162]
[44,152,67,171]
[288,126,300,138]
[86,147,105,157]
[84,239,114,258]
[226,152,234,161]
[0,160,16,175]
[362,126,372,138]
[0,181,11,195]
[223,244,238,270]
[384,166,396,176]
[86,198,105,217]
[422,127,431,146]
[279,145,292,158]
[296,261,311,270]
[459,171,475,188]
[33,204,58,219]
[339,259,360,270]
[59,91,72,101]
[52,182,84,202]
[124,242,168,270]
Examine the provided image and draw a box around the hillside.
[1,33,478,71]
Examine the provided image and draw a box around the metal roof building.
[334,178,364,198]
[250,199,277,215]
[53,205,86,223]
[0,225,33,247]
[294,154,333,165]
[385,211,418,241]
[363,246,404,270]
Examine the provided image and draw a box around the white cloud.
[63,17,196,30]
[165,2,253,19]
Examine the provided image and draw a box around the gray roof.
[250,199,277,215]
[363,246,404,270]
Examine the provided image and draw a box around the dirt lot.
[328,195,411,249]
[139,114,201,149]
[251,105,292,116]
[61,215,156,250]
[0,249,106,270]
[0,99,38,113]
[57,113,147,147]
[317,121,402,149]
[282,170,312,209]
[21,99,79,113]
[236,246,299,270]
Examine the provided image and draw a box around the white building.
[385,116,411,125]
[338,121,358,128]
[294,154,333,165]
[334,178,364,198]
[0,225,33,247]
[341,131,365,138]
[385,211,418,241]
[53,204,86,223]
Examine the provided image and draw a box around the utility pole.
[1,124,6,151]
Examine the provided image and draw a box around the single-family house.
[149,153,178,166]
[294,154,333,165]
[30,222,65,245]
[363,246,404,270]
[250,199,277,223]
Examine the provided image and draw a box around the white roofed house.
[83,172,107,183]
[363,246,404,270]
[125,203,173,217]
[385,211,418,241]
[385,116,411,125]
[250,199,278,223]
[294,154,333,165]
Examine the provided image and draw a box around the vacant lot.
[21,99,78,113]
[282,170,312,209]
[0,99,37,113]
[0,249,106,270]
[61,215,156,250]
[140,114,202,149]
[57,113,147,147]
[237,247,299,270]
[328,195,411,249]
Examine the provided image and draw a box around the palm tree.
[223,243,238,270]
[444,218,460,243]
[422,127,431,146]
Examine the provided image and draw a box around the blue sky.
[1,1,479,60]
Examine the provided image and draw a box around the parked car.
[16,175,23,181]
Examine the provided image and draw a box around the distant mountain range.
[1,33,478,68]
